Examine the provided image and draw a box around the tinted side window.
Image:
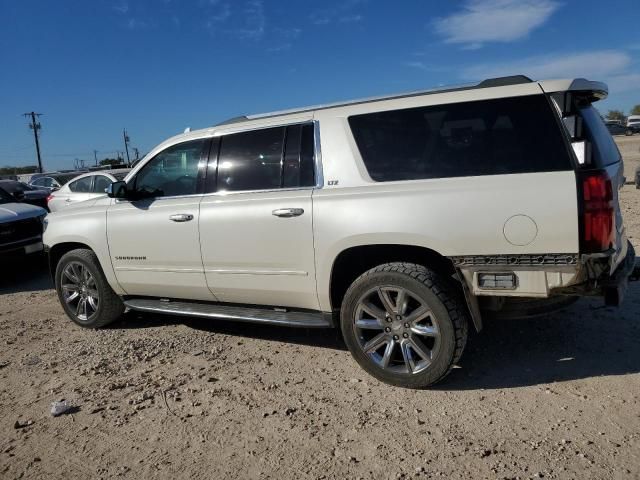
[134,140,205,198]
[217,127,285,191]
[349,95,572,182]
[93,175,112,193]
[69,177,92,193]
[282,125,315,188]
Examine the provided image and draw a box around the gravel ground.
[1,138,639,480]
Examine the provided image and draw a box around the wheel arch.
[329,244,455,309]
[47,240,126,296]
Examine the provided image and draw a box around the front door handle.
[169,213,194,222]
[272,208,304,218]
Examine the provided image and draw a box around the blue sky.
[1,0,639,170]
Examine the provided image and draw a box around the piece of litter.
[51,400,74,417]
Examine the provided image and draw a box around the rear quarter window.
[579,105,621,167]
[349,95,572,182]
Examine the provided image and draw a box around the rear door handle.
[169,213,194,222]
[272,208,304,218]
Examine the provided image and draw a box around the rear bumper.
[601,242,637,306]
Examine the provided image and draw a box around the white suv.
[43,75,638,388]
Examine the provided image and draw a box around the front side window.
[349,95,572,182]
[93,175,112,193]
[69,177,92,193]
[134,140,205,198]
[217,127,285,192]
[34,177,53,187]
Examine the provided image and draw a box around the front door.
[199,122,320,310]
[106,138,215,301]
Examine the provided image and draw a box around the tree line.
[606,104,640,122]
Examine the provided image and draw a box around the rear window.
[349,95,572,182]
[579,105,621,167]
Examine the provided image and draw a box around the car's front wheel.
[55,248,124,328]
[340,262,469,388]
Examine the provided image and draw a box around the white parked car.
[43,76,638,388]
[47,169,130,212]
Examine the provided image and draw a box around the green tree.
[606,110,626,122]
[99,158,122,166]
[0,165,39,175]
[631,105,640,116]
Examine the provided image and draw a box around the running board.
[123,298,333,328]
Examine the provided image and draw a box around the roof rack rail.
[213,74,535,127]
[477,75,533,88]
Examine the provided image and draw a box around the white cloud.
[461,50,640,98]
[310,0,366,26]
[113,2,129,14]
[462,50,632,80]
[434,0,560,48]
[606,74,640,93]
[404,61,428,71]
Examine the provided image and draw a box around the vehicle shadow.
[0,254,52,294]
[111,311,348,352]
[113,282,640,390]
[439,281,640,390]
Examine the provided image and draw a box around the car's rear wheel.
[55,248,124,328]
[340,262,468,388]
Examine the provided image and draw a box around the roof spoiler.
[539,78,608,102]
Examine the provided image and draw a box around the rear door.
[199,122,320,310]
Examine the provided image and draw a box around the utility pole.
[133,147,140,162]
[123,129,131,167]
[93,150,98,166]
[23,112,44,173]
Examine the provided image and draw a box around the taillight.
[46,194,54,203]
[581,171,614,252]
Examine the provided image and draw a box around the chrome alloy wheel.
[61,261,99,322]
[352,286,441,374]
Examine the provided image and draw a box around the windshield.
[0,187,14,204]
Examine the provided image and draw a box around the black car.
[635,166,640,189]
[606,122,629,136]
[0,186,46,257]
[0,180,50,211]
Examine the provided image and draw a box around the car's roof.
[129,75,608,175]
[213,76,608,128]
[67,168,130,181]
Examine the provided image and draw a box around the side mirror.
[107,181,128,199]
[13,190,25,201]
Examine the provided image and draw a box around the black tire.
[55,248,124,328]
[340,262,468,388]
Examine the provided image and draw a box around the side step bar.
[123,298,333,328]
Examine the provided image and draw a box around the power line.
[23,112,43,173]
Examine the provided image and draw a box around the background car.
[605,122,629,136]
[626,115,640,135]
[0,180,50,211]
[0,186,46,257]
[47,169,130,212]
[29,172,82,192]
[635,166,640,189]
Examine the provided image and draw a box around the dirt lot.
[1,138,639,480]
